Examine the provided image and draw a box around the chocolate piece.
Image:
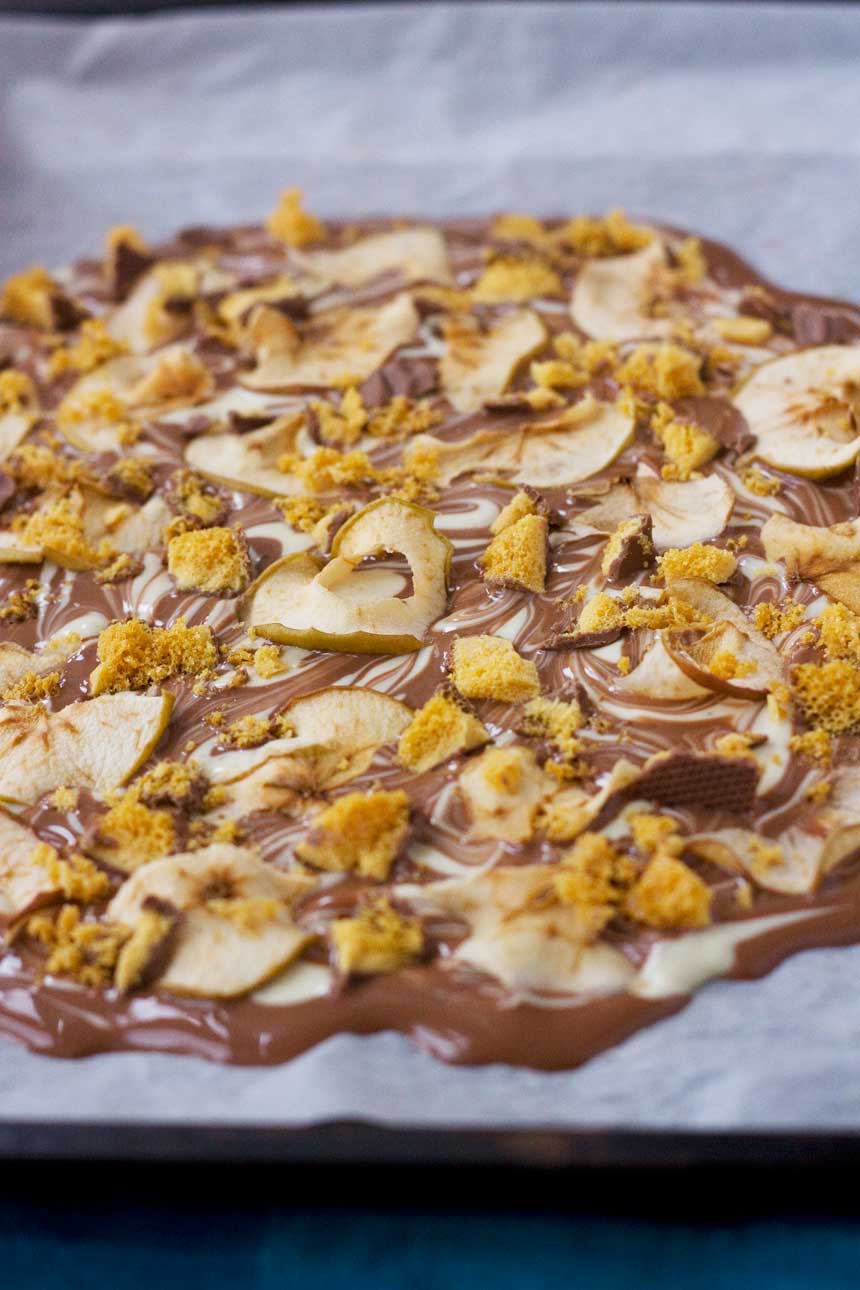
[107,239,155,301]
[603,513,655,580]
[625,752,759,815]
[673,396,753,455]
[791,302,860,346]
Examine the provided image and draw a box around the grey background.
[1,1,860,1129]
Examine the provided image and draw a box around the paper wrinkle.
[1,1,860,1130]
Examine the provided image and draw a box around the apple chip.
[185,412,305,497]
[617,635,712,702]
[241,497,451,653]
[57,346,212,452]
[409,395,635,488]
[0,634,81,693]
[761,512,860,612]
[242,293,419,391]
[578,471,735,549]
[207,687,411,817]
[688,824,860,896]
[570,239,673,342]
[405,865,623,993]
[459,745,554,842]
[735,346,860,479]
[440,309,546,412]
[0,373,39,462]
[0,692,173,804]
[0,809,63,921]
[108,844,314,998]
[662,578,785,698]
[294,227,452,289]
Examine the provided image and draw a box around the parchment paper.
[1,1,860,1130]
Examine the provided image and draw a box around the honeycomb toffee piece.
[1,199,860,1070]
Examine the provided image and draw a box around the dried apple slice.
[0,692,173,804]
[185,413,305,497]
[687,824,860,896]
[242,293,419,391]
[761,512,860,611]
[617,635,712,702]
[0,809,65,921]
[735,346,860,479]
[404,865,624,993]
[207,687,411,806]
[570,239,672,342]
[241,497,451,653]
[458,745,555,843]
[633,471,734,549]
[410,395,635,488]
[0,385,38,462]
[0,634,81,692]
[440,309,546,412]
[108,844,313,998]
[663,577,785,698]
[577,471,734,549]
[294,227,453,289]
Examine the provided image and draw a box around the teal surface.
[3,1205,860,1289]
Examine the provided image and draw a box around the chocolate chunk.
[737,288,793,335]
[360,356,438,408]
[791,302,860,347]
[49,291,89,332]
[626,751,759,814]
[603,513,655,580]
[483,393,536,413]
[174,414,215,439]
[107,240,154,302]
[674,396,753,455]
[546,625,624,651]
[227,410,276,435]
[0,471,15,512]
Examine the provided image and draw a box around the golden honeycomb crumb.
[577,592,625,634]
[282,447,380,493]
[367,395,440,440]
[629,812,683,857]
[96,552,140,585]
[0,266,62,328]
[266,188,325,247]
[791,660,860,734]
[56,387,130,434]
[330,898,424,975]
[713,731,760,759]
[167,526,249,595]
[133,760,205,808]
[16,491,110,570]
[708,651,755,681]
[658,542,737,584]
[816,602,860,663]
[216,713,278,749]
[805,780,832,804]
[529,360,583,391]
[561,209,652,257]
[31,842,111,904]
[753,600,805,639]
[275,495,345,535]
[651,402,719,480]
[741,466,782,497]
[8,444,81,492]
[1,669,60,703]
[169,470,225,525]
[206,897,282,933]
[0,579,40,623]
[622,594,709,631]
[519,696,586,763]
[48,319,128,377]
[49,786,79,811]
[398,690,488,773]
[27,904,129,987]
[312,386,367,446]
[253,645,287,679]
[479,513,548,593]
[473,257,562,302]
[491,490,539,535]
[0,368,37,415]
[674,237,707,284]
[618,344,704,401]
[96,796,176,871]
[296,789,411,880]
[450,634,541,703]
[90,616,217,694]
[617,655,631,675]
[555,832,637,907]
[129,348,212,407]
[713,316,773,346]
[789,728,833,766]
[624,852,711,930]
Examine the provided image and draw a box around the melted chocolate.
[2,213,860,1070]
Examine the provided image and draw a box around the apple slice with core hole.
[570,239,672,342]
[240,497,451,653]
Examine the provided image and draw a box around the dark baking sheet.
[2,1120,859,1166]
